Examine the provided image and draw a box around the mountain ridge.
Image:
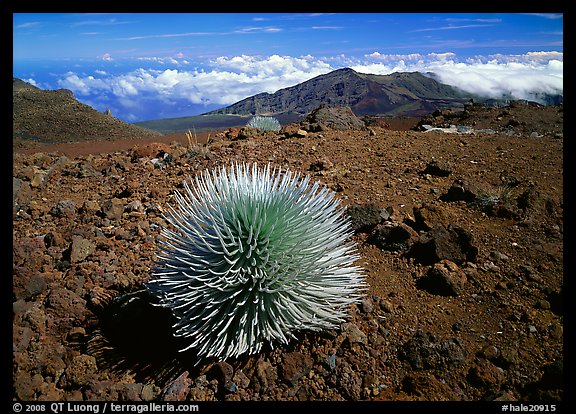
[204,68,474,118]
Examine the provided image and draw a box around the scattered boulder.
[46,287,88,321]
[255,358,278,392]
[347,203,388,233]
[101,198,124,220]
[401,372,463,400]
[59,354,98,388]
[281,352,314,385]
[400,330,466,371]
[467,358,505,389]
[207,362,234,384]
[13,177,32,218]
[367,222,419,252]
[412,203,450,231]
[50,199,76,218]
[341,322,368,346]
[66,235,96,263]
[300,105,366,131]
[407,224,478,266]
[131,142,172,160]
[422,160,453,177]
[161,371,192,401]
[309,157,334,172]
[440,179,483,202]
[417,259,468,296]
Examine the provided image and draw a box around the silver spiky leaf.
[147,163,366,361]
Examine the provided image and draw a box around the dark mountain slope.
[206,68,473,118]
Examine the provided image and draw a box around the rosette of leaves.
[148,163,366,361]
[246,115,282,132]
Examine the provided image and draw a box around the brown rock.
[420,259,468,296]
[281,352,313,384]
[413,203,450,231]
[59,354,98,388]
[101,198,124,220]
[46,287,87,320]
[132,142,172,159]
[161,371,192,401]
[468,358,505,389]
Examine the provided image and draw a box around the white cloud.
[22,78,37,86]
[54,52,563,121]
[353,51,563,103]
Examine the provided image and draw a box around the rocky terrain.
[13,78,162,150]
[12,100,563,403]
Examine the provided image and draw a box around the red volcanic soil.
[12,105,563,402]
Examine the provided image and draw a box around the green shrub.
[474,185,513,212]
[246,116,281,132]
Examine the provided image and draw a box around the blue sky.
[13,13,563,122]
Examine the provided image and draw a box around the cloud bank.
[53,52,562,122]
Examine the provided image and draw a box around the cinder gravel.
[13,102,563,402]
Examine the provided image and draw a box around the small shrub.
[246,116,281,132]
[474,186,513,212]
[185,129,211,159]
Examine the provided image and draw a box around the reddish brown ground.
[12,106,563,403]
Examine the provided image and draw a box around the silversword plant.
[148,163,366,361]
[246,115,282,132]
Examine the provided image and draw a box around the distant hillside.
[135,68,481,133]
[206,68,474,118]
[13,78,162,147]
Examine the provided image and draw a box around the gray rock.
[400,330,466,370]
[457,125,474,133]
[25,274,47,298]
[50,199,75,217]
[75,161,101,178]
[326,353,337,371]
[13,325,33,352]
[68,235,96,263]
[341,322,367,345]
[255,358,278,392]
[161,371,192,401]
[360,298,374,313]
[125,199,145,213]
[490,250,509,262]
[13,177,32,218]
